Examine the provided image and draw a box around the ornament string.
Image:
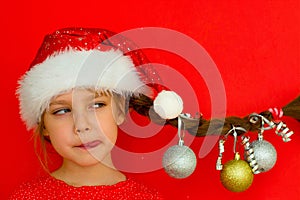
[242,136,260,174]
[249,113,293,142]
[233,129,238,154]
[216,139,225,170]
[177,114,185,146]
[216,126,246,170]
[227,126,247,153]
[275,121,293,142]
[268,107,283,121]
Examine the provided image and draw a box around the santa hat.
[17,27,183,130]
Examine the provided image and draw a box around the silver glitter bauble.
[162,145,197,179]
[250,140,277,172]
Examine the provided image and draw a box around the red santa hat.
[17,27,183,129]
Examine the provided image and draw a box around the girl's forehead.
[52,89,110,102]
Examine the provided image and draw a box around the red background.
[1,1,300,199]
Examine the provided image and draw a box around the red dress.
[9,176,164,200]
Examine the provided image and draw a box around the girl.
[10,27,182,199]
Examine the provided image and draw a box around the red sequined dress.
[9,175,164,200]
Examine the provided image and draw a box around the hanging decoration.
[162,114,197,179]
[217,126,254,192]
[216,110,294,192]
[155,94,299,192]
[242,136,259,174]
[246,113,278,173]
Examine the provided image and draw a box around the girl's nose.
[75,127,90,133]
[73,112,92,134]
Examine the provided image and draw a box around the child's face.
[42,89,122,167]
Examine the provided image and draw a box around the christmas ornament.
[153,90,183,119]
[247,113,278,173]
[250,139,277,172]
[216,126,247,171]
[220,153,254,192]
[162,144,197,178]
[162,114,197,178]
[217,126,253,192]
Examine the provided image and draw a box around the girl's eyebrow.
[94,92,101,98]
[49,100,70,106]
[83,92,104,100]
[49,91,108,106]
[94,91,110,99]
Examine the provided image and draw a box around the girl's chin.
[71,153,113,167]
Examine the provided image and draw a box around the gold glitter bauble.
[220,155,254,192]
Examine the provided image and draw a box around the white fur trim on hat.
[17,49,151,130]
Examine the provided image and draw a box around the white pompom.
[153,90,183,119]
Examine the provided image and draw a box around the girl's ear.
[116,111,126,125]
[113,96,126,125]
[116,99,126,126]
[42,126,49,136]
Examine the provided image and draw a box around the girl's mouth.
[76,140,102,150]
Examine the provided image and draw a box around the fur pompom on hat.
[17,27,183,129]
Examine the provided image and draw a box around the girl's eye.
[91,102,106,109]
[52,108,71,115]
